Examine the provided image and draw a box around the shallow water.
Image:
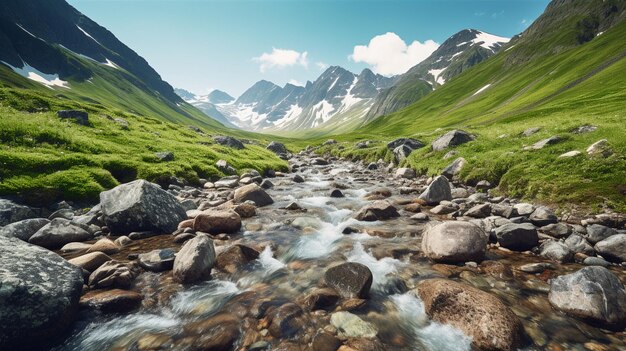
[55,159,626,351]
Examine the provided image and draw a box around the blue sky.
[67,0,550,97]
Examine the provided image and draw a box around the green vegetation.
[0,88,287,206]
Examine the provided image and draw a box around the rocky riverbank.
[0,144,625,351]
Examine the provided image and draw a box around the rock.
[80,289,143,313]
[531,136,562,149]
[519,262,554,274]
[114,235,132,247]
[583,257,610,267]
[476,180,492,191]
[585,224,617,244]
[564,233,595,255]
[353,201,399,221]
[465,203,491,218]
[522,127,541,137]
[100,180,187,235]
[330,189,345,198]
[155,151,174,161]
[442,157,466,179]
[0,199,38,226]
[594,234,626,263]
[430,202,458,215]
[173,234,216,284]
[128,231,158,240]
[431,130,474,151]
[184,313,240,350]
[233,203,256,218]
[114,117,129,130]
[49,208,74,220]
[366,162,378,170]
[214,176,239,188]
[513,203,534,216]
[394,167,416,179]
[215,159,237,175]
[418,175,452,205]
[393,144,414,161]
[193,210,242,234]
[87,238,120,255]
[416,279,526,351]
[411,213,429,221]
[0,218,49,241]
[300,287,340,311]
[215,244,259,274]
[293,174,305,183]
[323,139,337,146]
[491,204,516,218]
[0,237,83,350]
[268,303,306,338]
[29,218,92,249]
[330,311,377,338]
[387,138,424,150]
[559,150,582,158]
[529,207,558,226]
[234,183,274,207]
[494,223,539,251]
[88,261,137,289]
[61,242,93,254]
[138,249,176,272]
[214,135,244,149]
[312,332,342,351]
[312,157,329,166]
[260,179,274,189]
[68,252,112,272]
[325,262,373,298]
[549,266,626,329]
[586,139,612,157]
[539,223,571,238]
[421,221,488,263]
[539,240,573,262]
[571,125,597,134]
[267,141,289,155]
[58,110,89,125]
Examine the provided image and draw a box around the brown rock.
[234,203,257,218]
[300,287,340,311]
[234,183,274,207]
[86,238,120,255]
[184,313,240,351]
[193,210,242,234]
[325,262,373,299]
[79,289,142,313]
[268,303,306,338]
[88,261,138,289]
[215,244,260,274]
[416,279,526,351]
[312,332,341,351]
[68,252,112,272]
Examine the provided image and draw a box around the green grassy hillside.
[309,1,626,213]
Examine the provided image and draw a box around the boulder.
[585,224,617,244]
[300,287,341,311]
[57,110,89,125]
[442,157,466,179]
[529,207,558,226]
[324,262,373,298]
[393,144,413,162]
[564,233,595,255]
[173,234,216,284]
[0,218,49,241]
[464,203,491,218]
[68,252,112,272]
[558,150,582,158]
[330,311,377,338]
[87,238,120,255]
[293,174,305,183]
[88,261,138,289]
[0,199,37,226]
[29,218,92,249]
[267,141,289,155]
[138,248,176,272]
[330,189,345,198]
[80,289,143,313]
[214,135,245,149]
[387,138,424,150]
[260,179,274,189]
[538,240,573,263]
[494,223,539,251]
[234,183,274,207]
[233,203,256,218]
[214,176,239,188]
[522,127,541,137]
[531,136,562,149]
[215,244,260,274]
[549,266,626,329]
[268,303,306,338]
[594,234,626,263]
[539,223,571,238]
[100,180,187,235]
[418,175,452,205]
[353,201,399,221]
[431,130,474,151]
[155,151,174,161]
[395,167,416,179]
[193,210,242,234]
[586,139,612,157]
[215,159,237,175]
[421,221,488,263]
[416,279,527,351]
[0,236,83,350]
[183,313,240,350]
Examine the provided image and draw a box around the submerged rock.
[330,311,377,338]
[325,262,373,298]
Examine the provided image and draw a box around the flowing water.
[54,159,626,351]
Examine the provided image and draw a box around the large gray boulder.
[421,221,488,263]
[214,135,245,149]
[539,240,573,263]
[594,234,626,263]
[267,141,289,155]
[529,207,558,226]
[100,180,187,235]
[585,224,617,244]
[564,233,595,255]
[173,234,216,284]
[234,183,274,207]
[431,130,474,151]
[0,199,37,226]
[549,266,626,329]
[353,201,399,221]
[418,175,452,205]
[57,110,89,125]
[29,218,93,249]
[0,218,50,241]
[494,223,539,251]
[442,157,466,179]
[0,236,83,349]
[387,138,424,150]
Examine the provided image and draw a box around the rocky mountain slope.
[365,29,510,121]
[0,0,221,128]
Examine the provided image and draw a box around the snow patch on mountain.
[16,24,38,39]
[2,61,69,89]
[472,31,510,51]
[473,84,491,96]
[428,69,447,85]
[76,25,101,45]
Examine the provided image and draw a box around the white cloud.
[253,48,308,73]
[349,32,439,76]
[287,79,304,87]
[316,61,329,70]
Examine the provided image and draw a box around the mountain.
[0,0,221,128]
[212,67,397,131]
[365,29,510,120]
[174,88,237,127]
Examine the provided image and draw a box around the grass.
[0,90,288,206]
